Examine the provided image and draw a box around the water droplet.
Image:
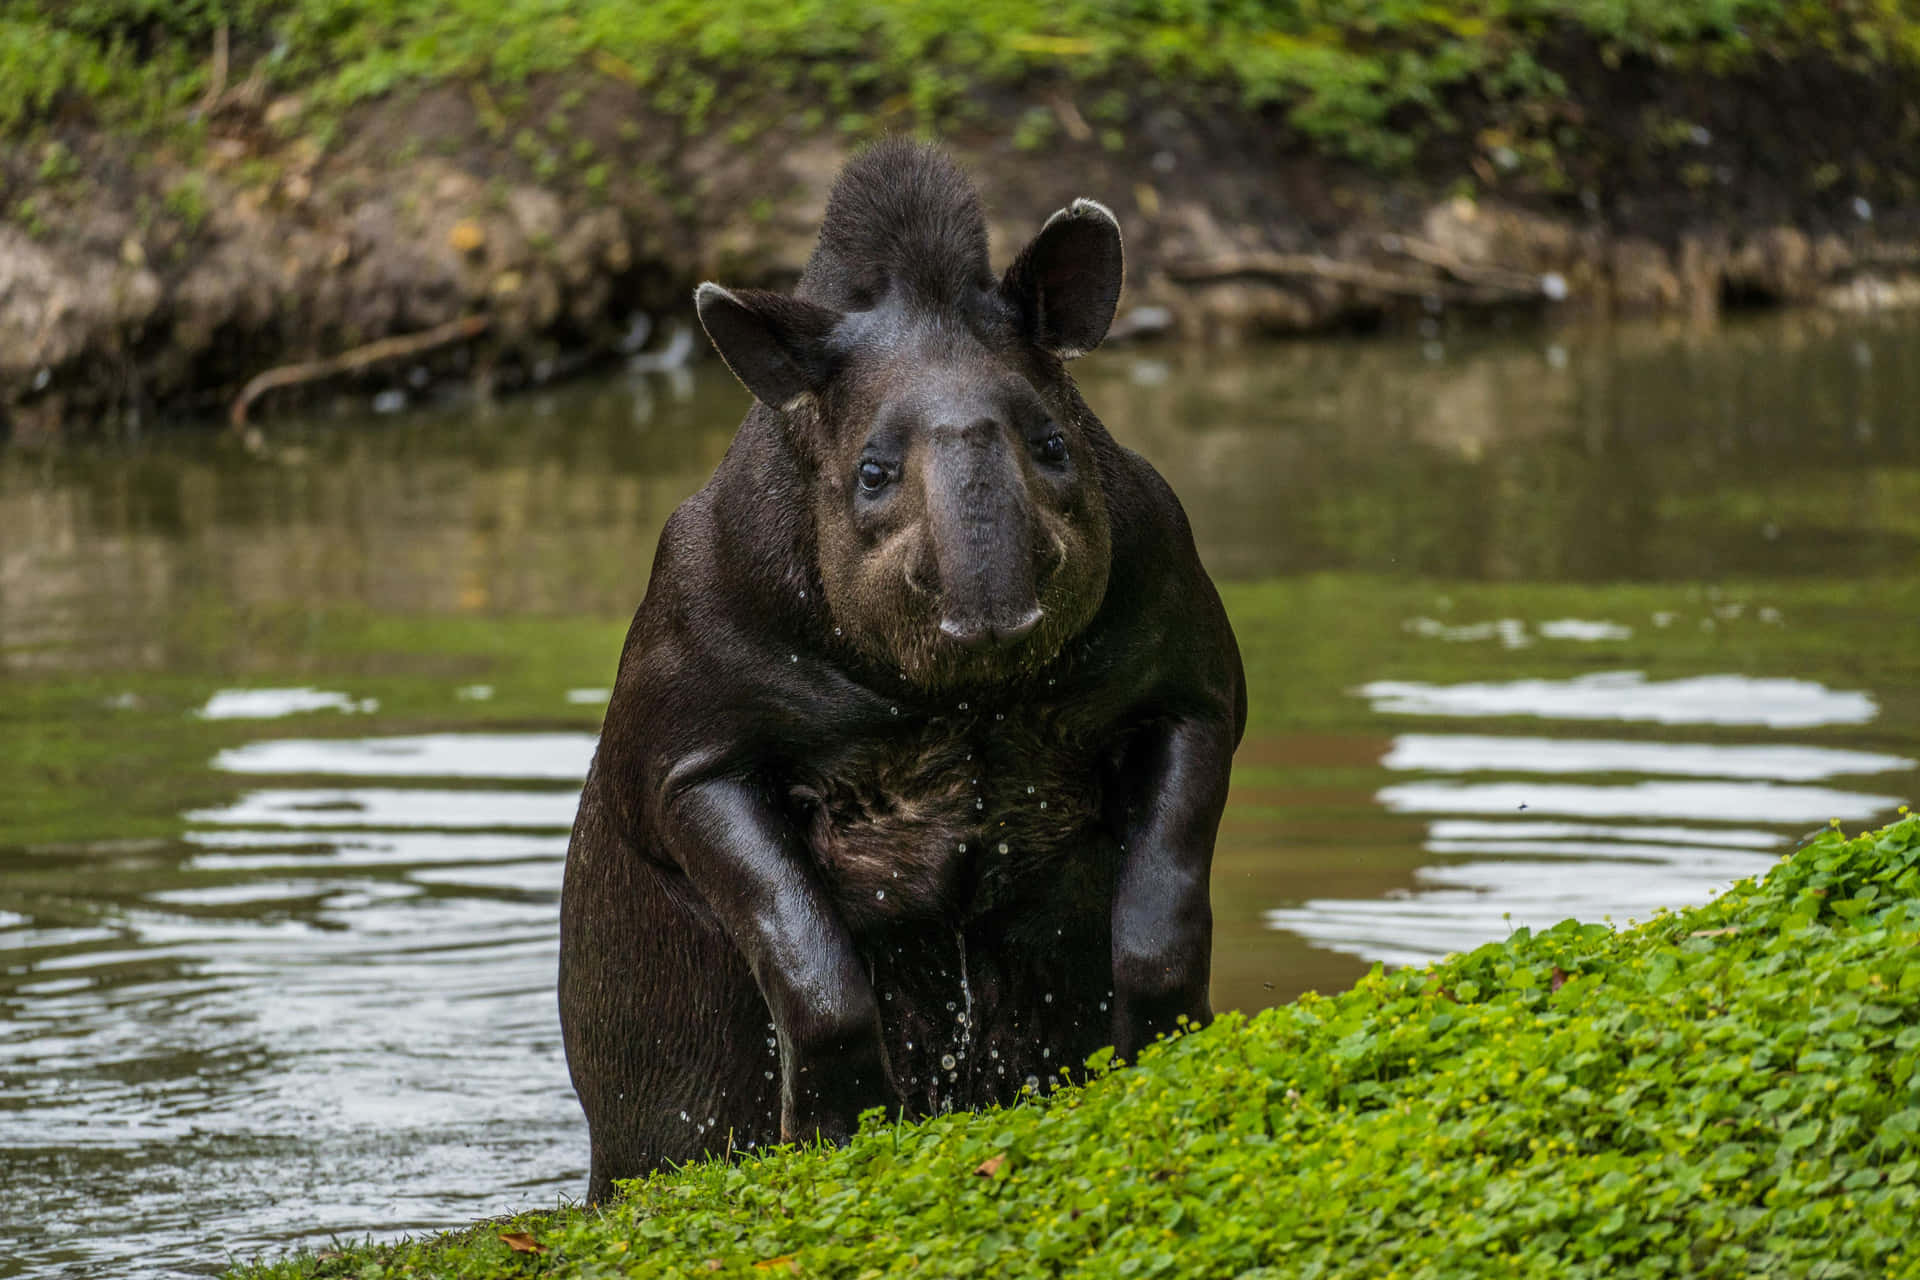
[708,1117,716,1125]
[1024,1075,1040,1092]
[958,701,968,711]
[1044,993,1053,1003]
[767,1037,776,1048]
[997,842,1009,854]
[906,1041,914,1050]
[1039,801,1047,809]
[1099,1001,1108,1011]
[946,1001,957,1011]
[834,626,843,636]
[941,1053,957,1070]
[890,706,899,715]
[765,1070,774,1080]
[958,843,967,853]
[680,1111,689,1121]
[789,653,798,663]
[875,889,885,900]
[1047,678,1055,686]
[995,712,1004,721]
[976,800,984,810]
[1043,1048,1052,1058]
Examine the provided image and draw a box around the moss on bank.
[5,0,1920,174]
[229,812,1920,1279]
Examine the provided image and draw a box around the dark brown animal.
[559,141,1244,1203]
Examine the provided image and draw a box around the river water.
[3,312,1917,1277]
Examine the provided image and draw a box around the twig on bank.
[197,23,229,117]
[228,314,492,430]
[1383,235,1552,295]
[1164,251,1548,305]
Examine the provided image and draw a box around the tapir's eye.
[857,460,890,492]
[1039,430,1069,464]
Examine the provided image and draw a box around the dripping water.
[955,929,974,1090]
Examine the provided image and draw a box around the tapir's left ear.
[1000,198,1124,360]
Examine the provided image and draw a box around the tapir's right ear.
[694,284,843,410]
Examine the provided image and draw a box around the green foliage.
[3,0,1919,166]
[163,170,210,230]
[230,813,1920,1278]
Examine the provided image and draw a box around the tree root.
[228,314,491,431]
[1164,250,1551,305]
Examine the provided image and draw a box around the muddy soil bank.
[6,62,1920,444]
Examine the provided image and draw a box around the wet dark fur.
[560,141,1244,1203]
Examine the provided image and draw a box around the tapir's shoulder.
[1096,436,1209,593]
[1086,433,1243,727]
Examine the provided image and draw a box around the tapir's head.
[695,141,1119,691]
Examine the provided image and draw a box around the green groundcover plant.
[233,810,1920,1279]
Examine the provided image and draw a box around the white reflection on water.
[1402,617,1634,647]
[196,688,380,719]
[213,733,597,780]
[1424,820,1780,848]
[1269,675,1906,966]
[1383,735,1911,780]
[1358,671,1877,727]
[1378,780,1898,824]
[185,787,583,830]
[1536,619,1633,641]
[184,830,568,870]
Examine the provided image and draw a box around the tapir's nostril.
[939,606,1043,650]
[1002,605,1043,641]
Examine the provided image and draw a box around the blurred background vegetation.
[5,0,1919,168]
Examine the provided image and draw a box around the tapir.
[559,139,1244,1203]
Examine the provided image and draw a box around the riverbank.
[7,0,1920,441]
[226,811,1920,1278]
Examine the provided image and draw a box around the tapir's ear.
[694,283,843,410]
[1000,198,1124,359]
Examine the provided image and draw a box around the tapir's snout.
[923,415,1046,653]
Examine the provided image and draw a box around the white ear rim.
[1032,199,1122,361]
[695,281,821,413]
[1040,197,1122,238]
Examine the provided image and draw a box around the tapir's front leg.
[664,775,894,1142]
[1110,716,1236,1063]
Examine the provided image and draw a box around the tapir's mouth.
[936,605,1044,651]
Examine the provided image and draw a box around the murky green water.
[3,311,1918,1277]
